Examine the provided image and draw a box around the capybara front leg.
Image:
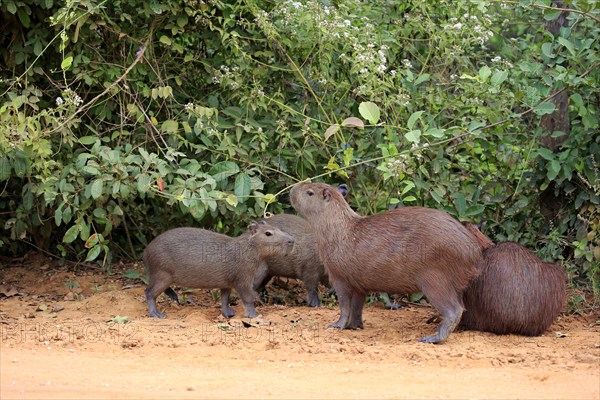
[328,280,352,329]
[347,292,366,329]
[236,286,260,318]
[145,286,167,319]
[418,280,464,343]
[220,288,236,318]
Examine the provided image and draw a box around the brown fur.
[143,221,294,319]
[290,182,483,343]
[461,222,494,250]
[261,214,326,307]
[460,235,567,336]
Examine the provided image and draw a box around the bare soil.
[1,253,599,399]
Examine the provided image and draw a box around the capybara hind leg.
[145,285,167,318]
[418,279,464,343]
[378,292,403,310]
[220,289,236,318]
[164,287,180,304]
[347,292,366,329]
[328,281,352,329]
[236,286,260,318]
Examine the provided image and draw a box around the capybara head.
[290,182,355,220]
[247,220,295,258]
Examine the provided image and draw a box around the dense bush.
[0,0,598,297]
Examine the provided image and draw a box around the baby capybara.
[460,224,567,336]
[143,221,294,319]
[290,182,483,343]
[261,214,326,307]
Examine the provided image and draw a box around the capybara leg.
[220,288,236,318]
[347,292,366,329]
[303,276,321,307]
[145,285,167,318]
[164,287,180,304]
[418,281,464,343]
[328,281,352,329]
[378,292,403,310]
[236,286,260,318]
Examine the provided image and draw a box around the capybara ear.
[249,221,259,233]
[336,184,349,198]
[322,187,332,201]
[259,220,268,225]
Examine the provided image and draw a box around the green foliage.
[0,0,598,296]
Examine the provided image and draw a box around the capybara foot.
[418,334,445,344]
[386,303,403,310]
[306,296,320,307]
[327,321,344,329]
[222,307,236,318]
[346,320,364,329]
[244,309,258,318]
[149,310,166,319]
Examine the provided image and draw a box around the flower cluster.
[443,13,494,45]
[55,88,83,108]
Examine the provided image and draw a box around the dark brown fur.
[290,182,483,343]
[143,222,294,319]
[460,225,567,336]
[261,214,326,307]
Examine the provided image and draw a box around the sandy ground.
[0,255,599,399]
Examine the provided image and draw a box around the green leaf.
[478,66,492,82]
[537,147,555,161]
[358,101,380,124]
[324,124,340,141]
[90,179,103,199]
[547,160,561,180]
[557,37,576,56]
[17,9,30,28]
[124,269,141,279]
[414,74,430,86]
[79,136,98,145]
[0,157,11,181]
[159,35,172,45]
[137,174,151,193]
[454,193,466,216]
[541,42,554,58]
[7,2,17,14]
[464,204,485,217]
[225,194,238,207]
[63,224,80,244]
[407,111,424,130]
[111,315,129,324]
[61,56,73,71]
[234,173,251,203]
[263,193,276,204]
[209,161,239,182]
[534,102,556,116]
[425,128,445,138]
[161,120,178,133]
[490,70,508,87]
[403,196,417,202]
[85,244,103,261]
[404,130,421,144]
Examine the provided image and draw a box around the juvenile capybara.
[290,182,483,343]
[260,214,326,307]
[459,224,567,336]
[143,221,295,319]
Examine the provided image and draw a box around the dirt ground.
[1,253,599,400]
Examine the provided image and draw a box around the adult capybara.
[290,182,483,343]
[459,224,567,336]
[260,214,326,307]
[143,221,295,319]
[260,184,349,307]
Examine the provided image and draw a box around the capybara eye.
[306,190,314,196]
[265,231,273,236]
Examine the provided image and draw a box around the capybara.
[260,214,326,306]
[290,182,483,343]
[143,221,295,319]
[460,224,567,336]
[260,184,349,307]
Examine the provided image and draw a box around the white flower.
[377,64,387,73]
[56,97,64,106]
[491,56,501,63]
[402,59,413,69]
